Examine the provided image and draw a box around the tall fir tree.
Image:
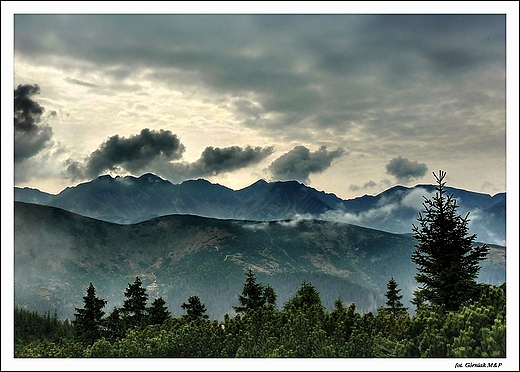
[103,307,126,342]
[181,295,209,321]
[263,284,278,310]
[283,280,325,314]
[383,277,407,317]
[73,282,107,345]
[148,297,171,325]
[233,268,266,313]
[122,276,149,327]
[411,170,490,311]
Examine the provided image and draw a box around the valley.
[14,200,505,321]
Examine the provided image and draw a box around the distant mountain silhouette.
[14,173,506,244]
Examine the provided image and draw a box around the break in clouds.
[385,156,428,183]
[14,84,54,163]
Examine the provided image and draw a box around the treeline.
[15,271,505,358]
[14,307,74,352]
[14,171,506,358]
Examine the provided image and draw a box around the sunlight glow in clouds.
[5,9,511,200]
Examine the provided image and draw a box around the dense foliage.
[412,170,490,311]
[14,307,74,355]
[181,296,209,322]
[72,282,107,344]
[14,278,505,358]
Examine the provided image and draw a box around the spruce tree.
[181,295,209,321]
[263,284,278,309]
[283,280,324,313]
[233,268,266,313]
[411,170,490,311]
[103,307,126,342]
[148,297,171,325]
[384,277,407,317]
[122,276,149,327]
[73,282,107,345]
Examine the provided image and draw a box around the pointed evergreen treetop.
[122,276,149,326]
[233,268,266,313]
[411,170,489,311]
[73,282,107,344]
[384,277,407,317]
[181,295,209,321]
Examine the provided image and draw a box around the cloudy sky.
[3,4,520,370]
[4,4,518,200]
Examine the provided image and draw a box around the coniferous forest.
[14,274,506,358]
[14,171,507,359]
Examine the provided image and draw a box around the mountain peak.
[96,174,115,181]
[276,179,304,185]
[252,179,268,186]
[182,178,211,184]
[136,173,167,183]
[272,179,307,190]
[14,176,505,244]
[239,179,268,190]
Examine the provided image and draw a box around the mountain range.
[15,173,506,245]
[14,201,506,321]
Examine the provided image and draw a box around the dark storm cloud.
[64,159,86,181]
[268,145,346,183]
[189,145,274,176]
[14,84,53,163]
[385,157,428,183]
[66,129,185,180]
[13,15,505,144]
[361,14,505,71]
[13,15,504,101]
[65,130,274,182]
[14,84,44,133]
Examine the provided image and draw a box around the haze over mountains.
[15,173,506,245]
[13,173,506,320]
[14,201,506,321]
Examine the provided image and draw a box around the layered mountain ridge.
[14,201,506,321]
[15,173,506,245]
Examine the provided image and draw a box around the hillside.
[14,173,506,245]
[14,201,505,321]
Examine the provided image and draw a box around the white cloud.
[319,203,400,226]
[401,188,435,210]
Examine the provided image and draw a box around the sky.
[3,3,520,370]
[4,5,518,202]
